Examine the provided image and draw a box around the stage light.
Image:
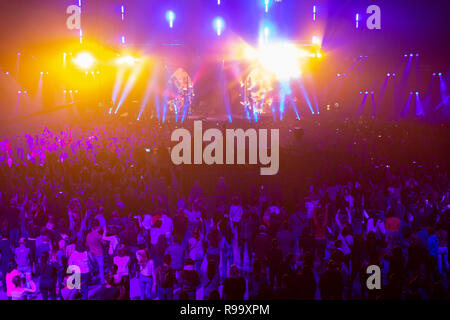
[213,17,225,36]
[312,36,320,45]
[166,10,175,28]
[18,91,21,94]
[40,72,43,75]
[365,91,368,94]
[64,90,66,93]
[116,55,137,66]
[355,13,359,28]
[256,42,303,80]
[359,91,362,95]
[404,54,407,58]
[392,73,396,77]
[121,36,126,44]
[73,52,95,70]
[370,91,374,94]
[410,53,413,57]
[313,5,316,21]
[438,73,442,76]
[415,92,419,95]
[24,91,27,94]
[5,72,9,75]
[75,90,78,93]
[387,73,390,77]
[433,73,436,76]
[264,0,269,13]
[337,73,341,77]
[316,52,322,58]
[416,54,419,57]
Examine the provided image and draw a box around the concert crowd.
[0,116,448,300]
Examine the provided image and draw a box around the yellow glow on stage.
[116,55,138,66]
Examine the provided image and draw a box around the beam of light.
[264,27,269,43]
[63,52,67,68]
[279,81,292,121]
[15,52,20,77]
[121,36,126,44]
[166,11,175,28]
[289,96,300,120]
[14,91,21,117]
[78,0,82,7]
[73,52,95,70]
[313,5,316,21]
[218,0,221,5]
[423,73,436,111]
[213,17,225,36]
[35,72,43,108]
[79,29,83,44]
[121,5,124,21]
[415,92,424,116]
[154,93,161,122]
[115,65,142,114]
[378,75,389,106]
[439,74,447,101]
[265,0,269,13]
[221,62,233,123]
[401,92,413,118]
[355,14,359,28]
[297,80,314,114]
[370,92,376,118]
[358,92,369,116]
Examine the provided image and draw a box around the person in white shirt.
[159,211,173,239]
[187,229,204,273]
[68,242,90,300]
[9,273,36,300]
[113,244,130,299]
[136,248,156,300]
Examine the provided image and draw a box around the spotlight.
[410,53,413,57]
[370,91,374,95]
[312,36,320,45]
[415,92,419,95]
[64,90,66,93]
[75,90,78,93]
[213,17,225,36]
[69,90,72,93]
[316,52,322,58]
[166,10,175,28]
[387,73,390,77]
[255,42,303,80]
[24,91,27,94]
[40,72,44,75]
[5,72,9,75]
[365,91,368,94]
[404,54,407,58]
[359,91,362,95]
[433,73,436,76]
[438,73,442,76]
[337,73,340,77]
[392,73,396,77]
[18,91,21,94]
[73,52,95,70]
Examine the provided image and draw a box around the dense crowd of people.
[0,116,448,300]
